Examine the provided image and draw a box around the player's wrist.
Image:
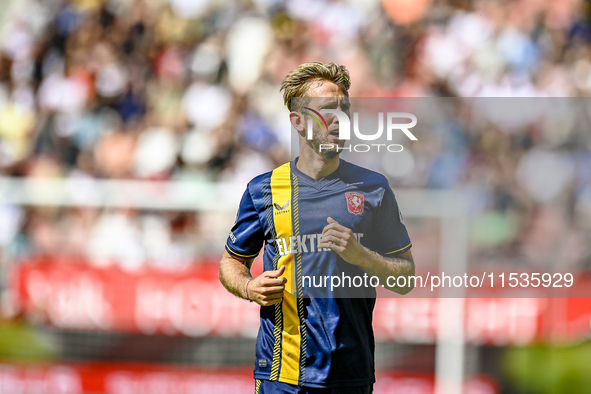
[245,279,253,302]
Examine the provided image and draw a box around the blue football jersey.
[225,158,411,388]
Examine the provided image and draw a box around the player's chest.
[270,184,380,235]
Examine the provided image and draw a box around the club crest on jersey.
[345,192,364,215]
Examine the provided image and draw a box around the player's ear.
[290,111,306,137]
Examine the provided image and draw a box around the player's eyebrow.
[321,97,352,109]
[318,97,339,107]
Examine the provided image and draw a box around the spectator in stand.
[0,0,588,272]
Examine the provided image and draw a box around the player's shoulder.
[244,162,291,193]
[340,160,390,188]
[246,170,272,190]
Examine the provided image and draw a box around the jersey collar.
[291,157,348,190]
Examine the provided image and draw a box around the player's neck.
[296,149,340,180]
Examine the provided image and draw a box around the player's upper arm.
[372,185,412,255]
[392,249,414,266]
[387,248,415,294]
[225,187,265,260]
[219,249,255,297]
[220,249,255,270]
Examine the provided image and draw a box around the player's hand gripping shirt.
[225,159,412,388]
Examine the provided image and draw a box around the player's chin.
[322,150,340,159]
[324,142,345,155]
[335,139,348,150]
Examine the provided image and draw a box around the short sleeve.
[371,186,412,256]
[225,187,265,259]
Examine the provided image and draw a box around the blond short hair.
[280,62,351,111]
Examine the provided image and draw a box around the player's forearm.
[353,247,415,295]
[219,252,253,300]
[319,217,414,294]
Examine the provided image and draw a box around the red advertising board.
[0,363,497,394]
[10,258,591,344]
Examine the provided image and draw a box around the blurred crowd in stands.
[0,0,590,272]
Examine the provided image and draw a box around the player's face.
[304,81,351,158]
